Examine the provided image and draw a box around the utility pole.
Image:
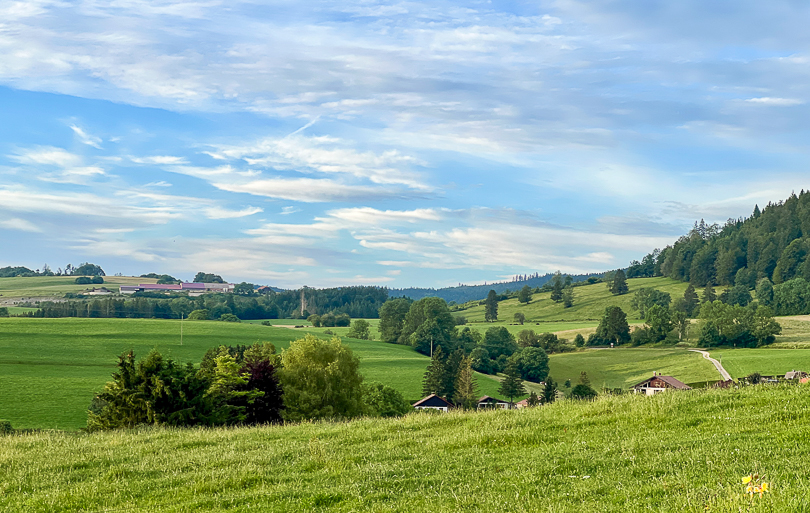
[180,313,184,346]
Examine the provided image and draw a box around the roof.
[785,370,807,379]
[633,375,691,390]
[477,395,507,404]
[413,394,453,408]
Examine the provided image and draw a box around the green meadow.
[458,276,706,323]
[2,385,809,512]
[0,318,506,430]
[0,275,153,300]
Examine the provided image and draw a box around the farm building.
[632,373,691,395]
[413,394,453,412]
[785,370,808,380]
[120,282,235,296]
[87,287,113,296]
[477,396,510,409]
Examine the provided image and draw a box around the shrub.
[0,307,8,317]
[346,319,371,340]
[91,276,104,284]
[571,383,598,400]
[0,420,12,434]
[74,276,92,284]
[219,313,241,322]
[187,309,210,320]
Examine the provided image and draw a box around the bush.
[346,319,371,340]
[0,307,8,317]
[571,384,598,400]
[335,313,351,327]
[74,276,92,284]
[362,382,412,417]
[219,313,241,322]
[187,309,210,320]
[91,276,104,284]
[261,320,272,326]
[0,420,12,434]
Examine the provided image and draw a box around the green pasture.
[5,306,38,315]
[463,320,601,340]
[707,348,810,379]
[458,277,708,323]
[3,385,810,512]
[548,347,720,389]
[0,318,506,430]
[0,275,153,300]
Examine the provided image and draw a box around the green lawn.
[457,277,712,323]
[548,347,720,389]
[0,318,506,430]
[706,348,810,378]
[0,275,153,299]
[3,385,810,512]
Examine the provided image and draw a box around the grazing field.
[458,277,706,323]
[706,348,810,379]
[548,348,720,389]
[0,318,506,430]
[0,275,153,301]
[2,385,809,512]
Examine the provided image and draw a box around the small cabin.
[477,395,510,410]
[785,370,809,380]
[632,373,691,395]
[413,394,453,412]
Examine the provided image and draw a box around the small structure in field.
[477,395,510,410]
[785,370,809,380]
[413,394,453,412]
[632,373,691,395]
[87,287,113,296]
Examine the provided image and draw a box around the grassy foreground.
[2,385,809,512]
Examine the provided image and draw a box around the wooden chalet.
[413,394,453,412]
[477,396,510,410]
[632,373,691,395]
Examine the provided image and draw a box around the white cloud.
[0,217,43,232]
[744,97,805,106]
[10,147,82,167]
[204,206,264,219]
[145,180,172,187]
[280,206,301,215]
[212,177,406,203]
[131,156,189,165]
[69,124,103,149]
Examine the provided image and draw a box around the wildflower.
[742,473,769,499]
[742,475,752,484]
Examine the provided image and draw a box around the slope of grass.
[0,275,154,300]
[458,277,706,323]
[0,318,510,430]
[2,385,809,512]
[548,348,720,389]
[706,348,810,378]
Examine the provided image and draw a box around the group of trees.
[75,276,104,285]
[0,262,105,277]
[307,312,351,328]
[89,335,412,430]
[628,192,810,291]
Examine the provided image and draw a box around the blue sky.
[1,0,809,288]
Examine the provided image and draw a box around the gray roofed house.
[632,373,691,395]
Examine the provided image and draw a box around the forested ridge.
[628,191,810,316]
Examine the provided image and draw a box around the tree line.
[88,335,412,431]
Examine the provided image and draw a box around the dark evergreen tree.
[682,283,699,317]
[542,377,557,404]
[518,285,532,304]
[593,306,631,345]
[484,289,499,322]
[497,360,526,407]
[610,269,629,295]
[421,347,447,397]
[702,283,716,303]
[550,276,564,303]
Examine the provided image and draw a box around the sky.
[1,0,810,288]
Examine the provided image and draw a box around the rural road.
[690,350,732,381]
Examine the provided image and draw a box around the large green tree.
[400,297,456,355]
[279,335,364,421]
[518,285,532,304]
[630,288,672,318]
[497,360,526,407]
[452,356,479,409]
[511,347,549,382]
[378,297,413,344]
[593,306,631,345]
[610,269,629,295]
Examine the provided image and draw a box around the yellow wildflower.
[742,475,752,484]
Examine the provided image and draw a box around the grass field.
[548,348,720,389]
[0,318,506,430]
[0,275,154,301]
[2,385,809,512]
[458,277,708,323]
[706,348,810,379]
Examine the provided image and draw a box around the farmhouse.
[785,370,808,380]
[87,287,113,296]
[120,282,235,296]
[632,373,691,395]
[412,394,453,412]
[477,396,510,409]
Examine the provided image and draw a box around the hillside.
[0,318,506,430]
[391,271,601,304]
[458,276,700,322]
[0,275,155,303]
[3,385,809,512]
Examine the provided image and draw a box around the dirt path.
[690,349,732,381]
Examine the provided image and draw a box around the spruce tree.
[551,277,563,302]
[610,269,629,295]
[683,283,699,316]
[542,377,557,404]
[421,347,447,397]
[702,283,716,303]
[498,360,526,407]
[484,289,499,322]
[562,286,574,308]
[527,391,540,407]
[452,356,479,409]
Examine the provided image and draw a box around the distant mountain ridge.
[390,272,604,304]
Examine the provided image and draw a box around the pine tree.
[421,347,447,397]
[683,283,699,316]
[485,289,499,322]
[562,286,574,308]
[452,356,479,409]
[702,282,716,303]
[542,377,557,404]
[498,360,526,407]
[610,269,629,295]
[527,391,540,407]
[551,276,563,302]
